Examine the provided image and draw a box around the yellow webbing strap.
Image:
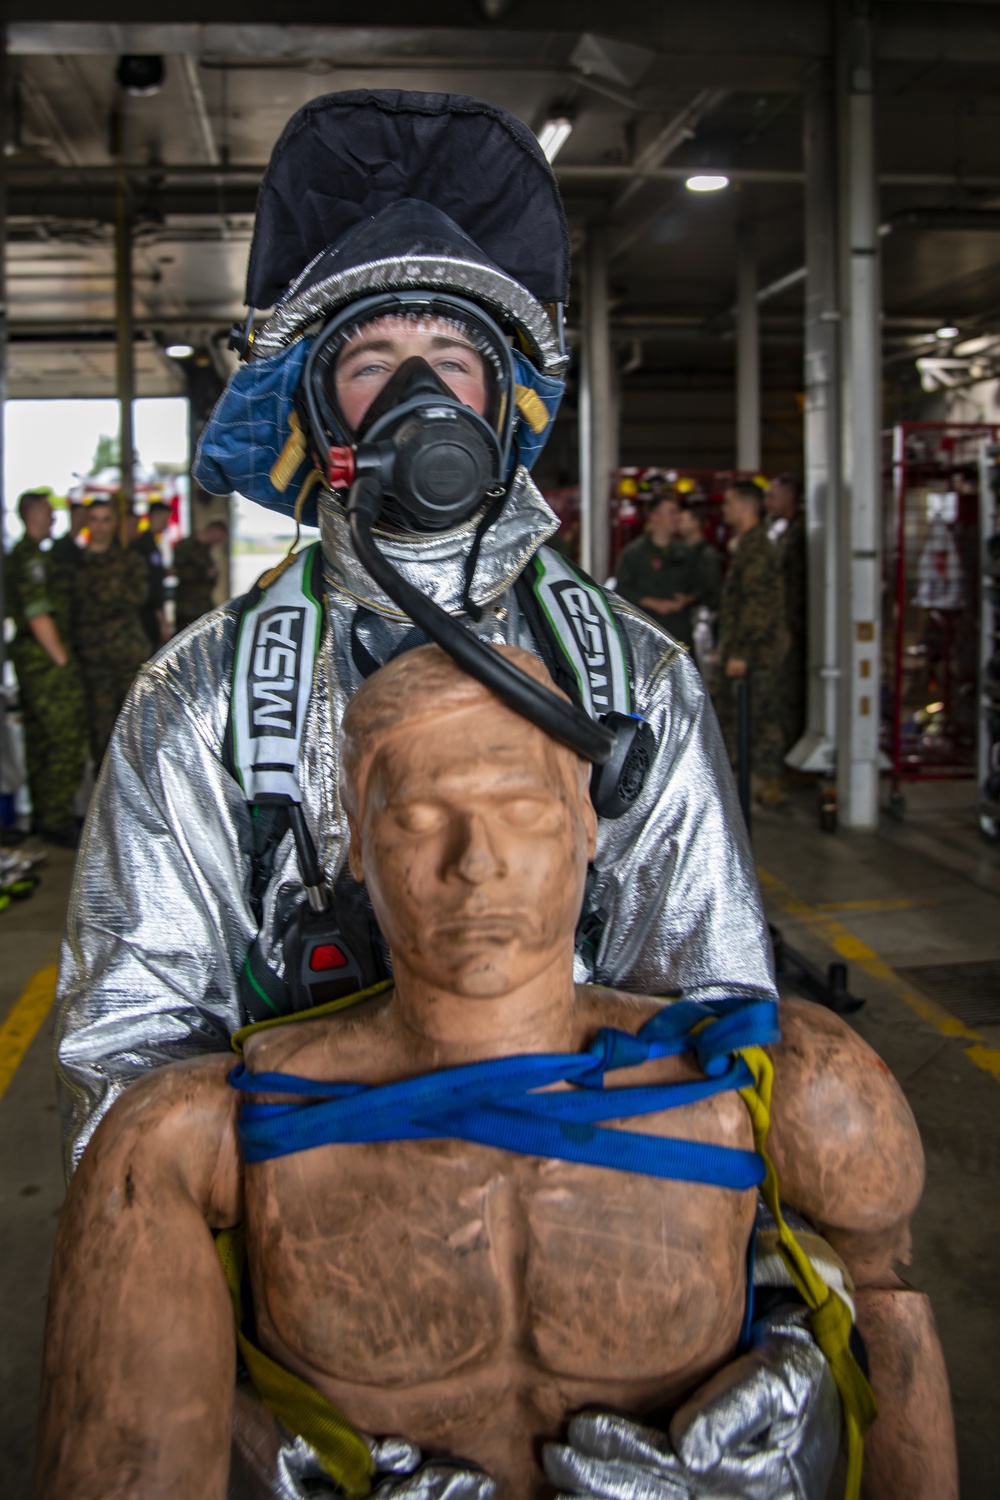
[738,1046,878,1500]
[216,1225,374,1497]
[230,978,394,1055]
[257,468,326,590]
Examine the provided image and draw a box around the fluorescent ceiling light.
[685,174,730,193]
[935,325,960,340]
[537,117,573,163]
[165,343,194,359]
[954,335,994,356]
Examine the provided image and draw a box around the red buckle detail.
[328,446,355,489]
[309,943,348,972]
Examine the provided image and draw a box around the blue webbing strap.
[231,998,779,1193]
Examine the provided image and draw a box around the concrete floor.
[1,786,998,1497]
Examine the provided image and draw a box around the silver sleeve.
[54,618,256,1176]
[586,613,777,1002]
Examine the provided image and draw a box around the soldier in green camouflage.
[173,518,228,632]
[713,480,787,807]
[3,491,87,845]
[73,500,151,767]
[765,474,807,755]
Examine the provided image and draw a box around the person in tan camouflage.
[73,499,151,767]
[172,517,228,631]
[765,474,807,754]
[3,491,88,845]
[713,480,786,807]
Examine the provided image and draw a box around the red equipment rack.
[884,421,999,800]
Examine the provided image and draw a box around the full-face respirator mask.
[301,291,514,534]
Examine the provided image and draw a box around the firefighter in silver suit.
[53,93,838,1500]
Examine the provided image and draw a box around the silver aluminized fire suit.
[55,470,775,1171]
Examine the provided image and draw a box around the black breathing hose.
[346,477,615,766]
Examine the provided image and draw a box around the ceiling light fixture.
[935,324,960,340]
[685,174,730,193]
[165,343,195,359]
[537,117,574,163]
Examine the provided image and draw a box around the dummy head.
[342,645,597,999]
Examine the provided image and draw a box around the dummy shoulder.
[79,1053,240,1222]
[766,998,924,1243]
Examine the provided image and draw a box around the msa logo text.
[249,606,305,737]
[551,582,611,711]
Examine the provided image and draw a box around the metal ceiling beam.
[180,54,221,167]
[11,162,1000,191]
[611,88,729,218]
[7,11,1000,65]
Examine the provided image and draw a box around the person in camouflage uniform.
[49,500,86,572]
[713,480,786,806]
[73,499,151,767]
[614,494,698,646]
[132,501,172,651]
[3,491,87,844]
[172,517,228,631]
[765,474,807,754]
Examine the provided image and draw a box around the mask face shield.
[302,292,519,532]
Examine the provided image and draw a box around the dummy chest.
[245,1096,755,1391]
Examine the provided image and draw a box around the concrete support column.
[579,226,613,583]
[113,99,135,521]
[836,0,882,829]
[788,62,841,774]
[735,221,760,473]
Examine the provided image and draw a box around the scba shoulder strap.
[227,545,383,1022]
[516,546,632,717]
[230,543,324,804]
[516,548,655,823]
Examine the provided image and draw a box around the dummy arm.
[767,1000,958,1500]
[34,1055,242,1500]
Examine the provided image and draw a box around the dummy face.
[86,503,117,551]
[335,314,488,432]
[349,700,596,999]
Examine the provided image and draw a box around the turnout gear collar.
[317,466,556,619]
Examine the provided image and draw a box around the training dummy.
[36,646,957,1500]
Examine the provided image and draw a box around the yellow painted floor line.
[811,897,934,914]
[758,866,1000,1086]
[0,964,59,1104]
